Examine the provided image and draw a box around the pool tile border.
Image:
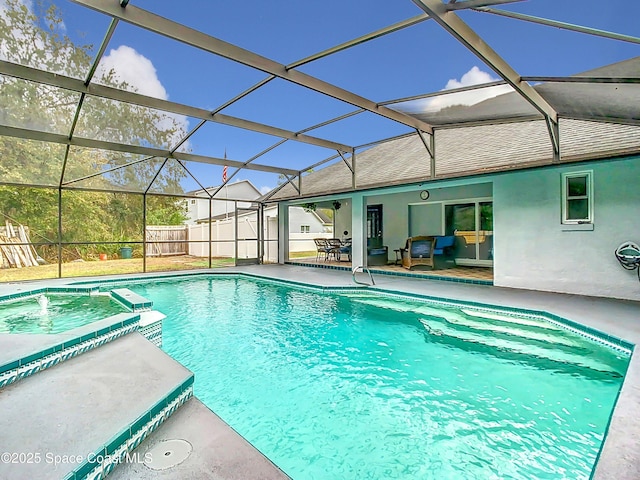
[284,261,494,285]
[0,285,100,305]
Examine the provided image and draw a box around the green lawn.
[0,256,234,283]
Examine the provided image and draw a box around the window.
[300,225,310,233]
[562,171,593,224]
[190,199,196,205]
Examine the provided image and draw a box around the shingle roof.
[269,117,640,201]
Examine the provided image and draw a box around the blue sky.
[41,1,640,193]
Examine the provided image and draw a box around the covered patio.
[288,254,494,283]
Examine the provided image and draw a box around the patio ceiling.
[0,0,638,198]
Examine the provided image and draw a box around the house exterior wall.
[334,201,352,240]
[493,155,640,301]
[366,183,492,262]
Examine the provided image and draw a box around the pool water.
[0,294,128,334]
[125,276,629,480]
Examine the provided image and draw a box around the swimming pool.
[0,293,128,334]
[123,275,629,480]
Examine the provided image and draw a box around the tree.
[0,0,188,260]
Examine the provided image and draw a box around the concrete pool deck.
[1,264,638,479]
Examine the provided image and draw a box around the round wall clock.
[419,190,430,200]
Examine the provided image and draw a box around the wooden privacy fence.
[145,226,188,257]
[0,222,39,268]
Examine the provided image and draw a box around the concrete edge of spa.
[1,264,638,480]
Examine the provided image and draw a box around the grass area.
[0,256,234,283]
[288,250,316,259]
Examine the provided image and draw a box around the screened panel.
[61,190,143,243]
[354,134,431,187]
[263,207,279,264]
[146,194,206,273]
[311,110,410,148]
[0,249,59,282]
[0,76,80,135]
[178,121,283,160]
[75,95,190,149]
[560,119,640,160]
[435,121,553,176]
[235,207,260,265]
[299,158,352,197]
[0,138,66,186]
[0,0,111,79]
[182,222,210,258]
[298,18,482,102]
[393,84,540,126]
[253,141,332,170]
[144,248,222,272]
[538,82,640,121]
[64,146,168,192]
[221,78,354,133]
[0,184,58,254]
[0,184,59,281]
[176,160,225,196]
[237,170,283,201]
[91,21,267,109]
[66,158,169,193]
[459,6,639,78]
[61,243,143,278]
[146,159,189,196]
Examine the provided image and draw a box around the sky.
[9,0,640,194]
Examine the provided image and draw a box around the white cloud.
[260,185,272,195]
[443,65,496,90]
[98,45,168,100]
[398,66,513,114]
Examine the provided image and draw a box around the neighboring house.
[195,203,327,234]
[185,179,262,225]
[267,60,640,302]
[288,206,330,234]
[189,205,330,261]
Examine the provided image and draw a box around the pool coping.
[1,265,639,480]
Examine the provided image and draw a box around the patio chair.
[313,238,330,261]
[401,236,435,270]
[326,238,343,261]
[337,238,352,262]
[433,235,456,269]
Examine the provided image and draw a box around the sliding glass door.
[444,200,493,266]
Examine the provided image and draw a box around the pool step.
[418,316,619,374]
[0,313,140,390]
[0,332,194,480]
[345,294,571,341]
[344,293,625,375]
